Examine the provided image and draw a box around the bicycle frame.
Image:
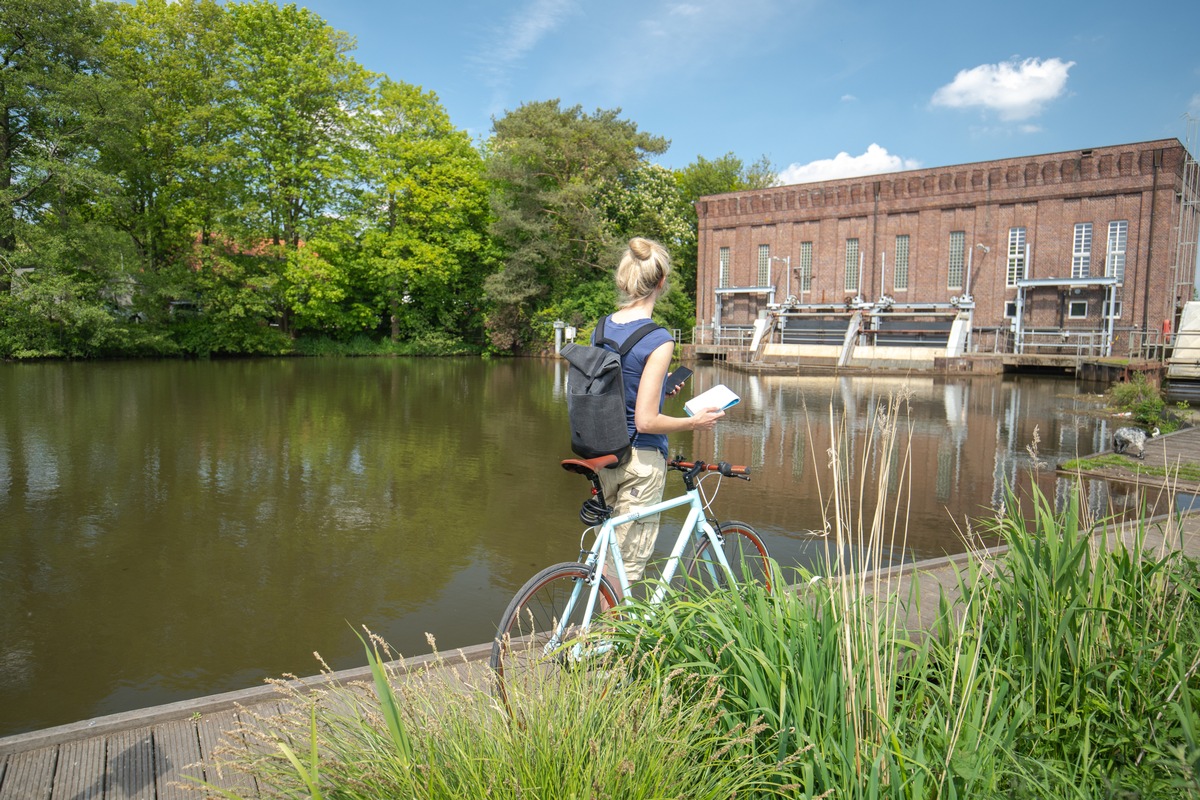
[548,484,735,657]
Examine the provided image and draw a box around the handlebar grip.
[666,457,750,478]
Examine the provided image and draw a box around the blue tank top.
[594,315,675,458]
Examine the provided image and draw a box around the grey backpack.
[560,317,661,462]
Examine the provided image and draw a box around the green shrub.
[1106,372,1175,430]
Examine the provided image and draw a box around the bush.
[1106,372,1175,430]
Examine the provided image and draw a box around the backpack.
[560,317,662,462]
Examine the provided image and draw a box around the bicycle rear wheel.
[490,562,620,710]
[685,521,772,593]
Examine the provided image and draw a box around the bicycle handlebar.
[667,457,751,479]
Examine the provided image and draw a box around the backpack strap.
[594,316,664,356]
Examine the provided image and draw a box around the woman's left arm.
[634,341,723,434]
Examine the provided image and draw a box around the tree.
[356,79,492,344]
[0,0,118,269]
[0,0,148,356]
[595,162,695,332]
[224,1,373,250]
[673,153,778,298]
[103,0,237,281]
[484,100,668,351]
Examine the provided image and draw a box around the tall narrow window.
[718,247,730,288]
[894,235,910,291]
[798,241,813,292]
[948,231,965,289]
[844,238,860,293]
[757,244,770,286]
[1072,222,1092,278]
[1107,220,1128,282]
[1006,227,1027,286]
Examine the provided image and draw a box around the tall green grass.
[607,394,1200,798]
[206,632,794,798]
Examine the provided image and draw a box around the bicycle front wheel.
[490,562,620,710]
[685,521,773,593]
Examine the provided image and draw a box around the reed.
[607,393,1200,798]
[205,632,793,799]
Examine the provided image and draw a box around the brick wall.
[697,139,1198,338]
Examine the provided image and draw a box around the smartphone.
[665,366,693,391]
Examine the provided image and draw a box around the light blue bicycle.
[490,454,771,705]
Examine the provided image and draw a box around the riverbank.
[4,504,1199,795]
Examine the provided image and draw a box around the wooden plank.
[105,729,156,800]
[50,737,105,800]
[196,709,257,797]
[153,719,205,800]
[0,745,56,800]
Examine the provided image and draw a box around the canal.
[0,358,1139,736]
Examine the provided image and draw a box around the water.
[0,358,1140,736]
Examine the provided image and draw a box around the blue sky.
[293,0,1198,184]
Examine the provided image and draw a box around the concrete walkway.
[4,444,1200,797]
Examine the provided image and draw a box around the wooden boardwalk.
[5,428,1200,798]
[0,644,492,799]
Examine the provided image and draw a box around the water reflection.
[0,360,1164,737]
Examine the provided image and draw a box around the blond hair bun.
[615,237,671,307]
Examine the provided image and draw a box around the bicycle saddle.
[560,454,620,477]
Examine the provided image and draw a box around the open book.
[684,384,740,417]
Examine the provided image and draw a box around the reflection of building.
[696,138,1200,367]
[691,372,1137,560]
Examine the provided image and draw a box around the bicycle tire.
[685,521,773,593]
[490,561,620,710]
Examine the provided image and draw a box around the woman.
[596,237,725,586]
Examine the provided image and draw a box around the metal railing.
[691,321,1183,364]
[1016,329,1109,357]
[968,327,1013,354]
[692,325,755,348]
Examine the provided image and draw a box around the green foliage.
[223,0,373,248]
[170,248,292,356]
[209,635,794,799]
[292,331,478,357]
[0,0,117,253]
[604,395,1200,798]
[606,486,1200,798]
[960,486,1200,795]
[282,242,375,334]
[0,1,793,359]
[104,0,238,274]
[356,78,493,344]
[1106,372,1174,431]
[483,100,669,351]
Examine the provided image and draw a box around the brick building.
[695,138,1200,362]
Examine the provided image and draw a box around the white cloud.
[474,0,579,90]
[777,144,920,185]
[931,57,1075,121]
[841,94,858,103]
[1190,93,1200,115]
